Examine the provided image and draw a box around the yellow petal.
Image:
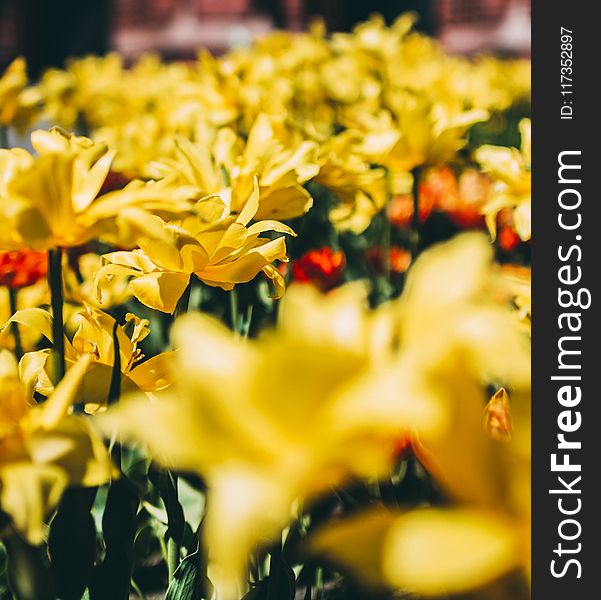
[37,353,93,429]
[72,149,116,213]
[1,309,77,361]
[127,352,175,392]
[1,308,54,345]
[201,237,287,286]
[254,186,314,221]
[130,271,191,313]
[382,508,519,596]
[261,264,286,299]
[310,509,394,588]
[0,463,67,544]
[235,177,260,226]
[205,465,294,600]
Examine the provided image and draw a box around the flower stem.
[48,247,65,383]
[166,474,181,582]
[0,125,8,149]
[314,567,324,600]
[167,536,180,582]
[8,288,23,360]
[382,169,393,282]
[229,288,239,332]
[159,470,183,582]
[266,542,282,600]
[411,166,422,258]
[109,320,122,461]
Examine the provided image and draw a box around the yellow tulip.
[315,132,388,233]
[0,350,114,544]
[350,95,488,172]
[311,235,531,597]
[0,58,27,128]
[0,281,49,354]
[476,119,531,241]
[95,233,527,598]
[96,281,441,599]
[0,128,199,251]
[501,264,531,335]
[331,14,417,63]
[1,305,173,409]
[95,180,293,313]
[64,253,133,311]
[149,113,319,221]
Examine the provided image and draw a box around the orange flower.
[366,246,411,275]
[455,169,490,227]
[423,167,487,229]
[390,167,489,230]
[0,250,48,289]
[498,226,521,252]
[420,166,459,211]
[388,192,434,228]
[292,248,346,291]
[390,247,412,273]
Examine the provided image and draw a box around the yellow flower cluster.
[100,235,530,598]
[3,15,529,233]
[0,14,530,600]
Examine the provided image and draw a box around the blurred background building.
[1,0,530,74]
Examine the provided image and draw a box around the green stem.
[382,169,393,281]
[167,536,180,582]
[130,578,147,600]
[0,125,8,148]
[108,321,122,406]
[48,248,65,383]
[241,304,254,340]
[159,471,183,582]
[8,288,23,360]
[266,542,282,600]
[314,567,324,600]
[109,320,122,463]
[410,166,422,258]
[229,288,239,333]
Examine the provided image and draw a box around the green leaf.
[240,583,267,600]
[5,533,55,600]
[165,549,201,600]
[89,479,139,600]
[266,548,296,600]
[48,487,97,600]
[153,470,185,547]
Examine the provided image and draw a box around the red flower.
[366,246,411,275]
[498,226,521,252]
[390,167,489,230]
[0,250,48,289]
[421,166,459,213]
[292,248,345,291]
[425,167,487,229]
[388,192,434,228]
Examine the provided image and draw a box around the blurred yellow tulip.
[0,350,114,544]
[311,235,530,596]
